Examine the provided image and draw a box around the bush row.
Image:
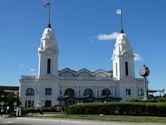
[128,98,166,103]
[65,102,166,116]
[21,106,58,115]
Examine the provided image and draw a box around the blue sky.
[0,0,166,91]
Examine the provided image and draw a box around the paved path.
[0,117,165,125]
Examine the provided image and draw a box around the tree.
[163,93,166,98]
[0,90,20,113]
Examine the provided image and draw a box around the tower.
[38,26,59,78]
[112,31,135,80]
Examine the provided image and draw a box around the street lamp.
[140,64,150,100]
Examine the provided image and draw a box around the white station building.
[19,24,145,107]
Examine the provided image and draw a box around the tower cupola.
[112,32,135,80]
[38,27,59,78]
[39,27,58,53]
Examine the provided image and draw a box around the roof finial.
[43,0,51,28]
[116,9,124,33]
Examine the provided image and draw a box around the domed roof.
[116,33,129,45]
[41,27,55,40]
[39,27,58,53]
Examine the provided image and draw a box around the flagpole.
[48,0,51,28]
[120,9,124,33]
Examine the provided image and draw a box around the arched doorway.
[64,88,75,105]
[64,88,75,97]
[101,88,111,97]
[83,88,94,103]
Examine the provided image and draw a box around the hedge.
[65,102,166,116]
[21,106,58,116]
[128,98,166,103]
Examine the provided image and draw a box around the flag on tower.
[116,9,122,15]
[116,9,124,33]
[43,2,50,8]
[43,0,51,28]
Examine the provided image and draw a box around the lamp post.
[140,64,150,100]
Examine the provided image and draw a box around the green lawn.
[35,114,166,123]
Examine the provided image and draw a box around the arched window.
[84,88,93,97]
[101,88,111,97]
[25,88,34,96]
[45,100,52,107]
[64,88,75,97]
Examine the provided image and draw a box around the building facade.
[19,26,145,108]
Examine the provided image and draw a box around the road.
[0,117,165,125]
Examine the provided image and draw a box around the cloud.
[97,32,119,41]
[30,68,36,75]
[30,68,35,72]
[134,53,143,61]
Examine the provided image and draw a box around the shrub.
[65,102,166,116]
[128,98,166,103]
[9,112,16,117]
[157,98,166,102]
[41,106,56,112]
[21,106,58,115]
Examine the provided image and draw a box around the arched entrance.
[64,88,75,105]
[83,88,94,103]
[101,88,111,97]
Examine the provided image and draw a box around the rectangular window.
[126,88,131,96]
[47,59,51,74]
[45,88,52,95]
[125,62,128,76]
[138,89,144,96]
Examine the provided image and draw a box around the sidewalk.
[0,114,9,119]
[16,117,165,125]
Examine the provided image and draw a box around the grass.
[34,114,166,123]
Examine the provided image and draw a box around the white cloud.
[134,53,143,61]
[97,32,119,41]
[30,68,36,75]
[30,68,35,72]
